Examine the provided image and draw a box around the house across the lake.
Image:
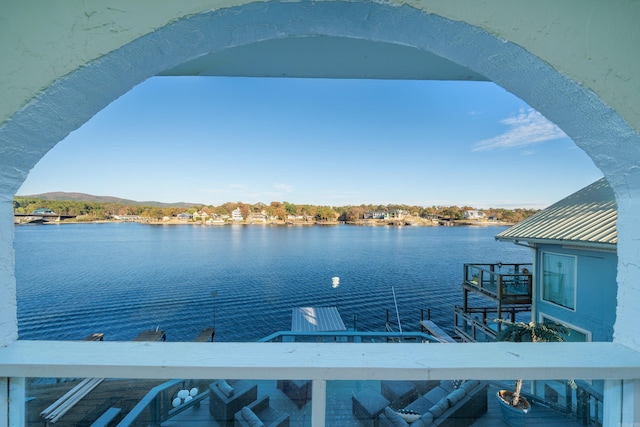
[232,207,244,222]
[463,210,485,220]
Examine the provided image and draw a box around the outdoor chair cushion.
[217,379,235,397]
[240,407,264,427]
[382,407,408,427]
[209,380,258,422]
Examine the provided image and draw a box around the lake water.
[14,223,531,342]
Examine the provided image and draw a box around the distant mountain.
[17,192,198,208]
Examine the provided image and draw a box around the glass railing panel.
[330,377,604,427]
[26,377,314,427]
[500,274,532,297]
[19,375,615,427]
[26,377,172,426]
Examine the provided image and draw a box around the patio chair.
[234,395,290,427]
[277,379,311,408]
[209,380,258,425]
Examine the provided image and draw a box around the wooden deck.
[161,381,585,427]
[471,385,584,426]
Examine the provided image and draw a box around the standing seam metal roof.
[495,178,617,247]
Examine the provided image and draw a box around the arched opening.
[3,1,640,346]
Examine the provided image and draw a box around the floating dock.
[194,327,215,342]
[134,330,167,341]
[83,333,104,341]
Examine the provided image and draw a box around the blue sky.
[18,77,603,209]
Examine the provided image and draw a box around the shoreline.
[18,219,515,227]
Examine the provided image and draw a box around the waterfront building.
[248,212,267,223]
[30,208,55,215]
[177,212,193,222]
[463,210,485,220]
[456,178,617,420]
[1,2,640,426]
[457,178,617,345]
[496,178,617,343]
[232,208,244,222]
[363,210,387,220]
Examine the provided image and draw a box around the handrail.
[454,308,498,342]
[2,341,640,427]
[258,330,438,343]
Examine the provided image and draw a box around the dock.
[420,320,457,343]
[83,333,104,341]
[194,328,215,342]
[291,307,346,332]
[134,329,166,341]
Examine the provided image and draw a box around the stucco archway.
[2,1,640,347]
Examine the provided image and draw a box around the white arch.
[2,1,639,346]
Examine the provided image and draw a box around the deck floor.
[162,381,585,426]
[471,385,583,426]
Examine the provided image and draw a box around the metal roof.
[291,307,346,332]
[496,178,617,249]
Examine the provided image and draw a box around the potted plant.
[494,320,568,427]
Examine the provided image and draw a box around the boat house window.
[542,252,577,310]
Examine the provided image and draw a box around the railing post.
[604,379,622,426]
[311,379,326,427]
[1,377,25,427]
[622,379,640,427]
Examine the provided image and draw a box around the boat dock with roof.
[291,307,347,332]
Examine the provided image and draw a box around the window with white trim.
[540,314,590,343]
[541,252,576,310]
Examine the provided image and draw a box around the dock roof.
[291,307,346,332]
[496,178,617,250]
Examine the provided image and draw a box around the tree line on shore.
[13,196,539,223]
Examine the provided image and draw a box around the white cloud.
[472,108,567,151]
[273,184,293,193]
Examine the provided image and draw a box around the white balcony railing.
[2,340,640,426]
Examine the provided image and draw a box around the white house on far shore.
[464,210,485,220]
[232,208,244,222]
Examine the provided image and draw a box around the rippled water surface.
[15,223,531,342]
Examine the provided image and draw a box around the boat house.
[496,178,618,343]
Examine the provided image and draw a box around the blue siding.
[536,244,617,342]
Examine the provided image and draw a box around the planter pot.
[497,390,530,427]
